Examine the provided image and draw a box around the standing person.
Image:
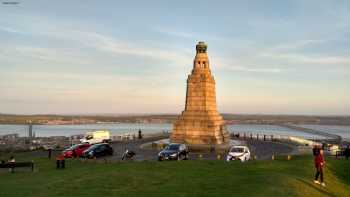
[48,148,52,159]
[8,156,15,173]
[345,145,350,159]
[314,149,326,187]
[138,129,142,139]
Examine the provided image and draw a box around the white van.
[80,130,111,144]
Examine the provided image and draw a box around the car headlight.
[170,153,178,157]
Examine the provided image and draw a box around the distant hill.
[0,113,350,125]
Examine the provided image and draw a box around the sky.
[0,0,349,115]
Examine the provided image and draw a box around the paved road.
[12,136,295,162]
[108,137,295,161]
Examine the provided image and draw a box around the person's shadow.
[296,178,336,197]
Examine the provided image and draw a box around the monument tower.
[171,42,229,146]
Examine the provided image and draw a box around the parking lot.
[17,135,295,162]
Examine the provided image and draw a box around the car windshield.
[165,144,180,151]
[66,144,80,151]
[231,148,244,153]
[85,144,100,151]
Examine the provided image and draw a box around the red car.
[63,144,91,158]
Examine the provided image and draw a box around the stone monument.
[171,41,230,147]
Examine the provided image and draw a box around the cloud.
[74,31,191,65]
[154,27,230,42]
[260,52,350,65]
[7,46,91,65]
[213,57,284,74]
[155,27,195,38]
[0,21,193,67]
[225,66,282,73]
[0,26,24,34]
[269,39,326,51]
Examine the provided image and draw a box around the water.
[299,124,350,141]
[0,123,172,137]
[0,123,329,140]
[227,124,326,140]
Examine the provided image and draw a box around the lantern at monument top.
[196,41,207,53]
[194,41,210,69]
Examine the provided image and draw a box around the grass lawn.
[0,153,349,197]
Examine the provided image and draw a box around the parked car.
[323,143,340,156]
[82,143,113,158]
[158,143,189,161]
[80,130,111,144]
[226,146,250,162]
[62,143,91,158]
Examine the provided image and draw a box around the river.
[1,123,348,140]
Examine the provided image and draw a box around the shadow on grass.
[296,178,336,197]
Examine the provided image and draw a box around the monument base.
[186,142,230,153]
[143,138,237,153]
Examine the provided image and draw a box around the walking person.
[8,156,15,173]
[314,148,326,187]
[56,154,65,169]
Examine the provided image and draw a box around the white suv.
[226,146,251,162]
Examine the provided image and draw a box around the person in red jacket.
[314,148,326,187]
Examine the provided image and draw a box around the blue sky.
[0,0,349,115]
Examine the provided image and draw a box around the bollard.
[287,155,291,161]
[250,134,253,140]
[254,155,257,160]
[217,154,221,160]
[271,154,275,160]
[199,154,203,160]
[264,135,266,141]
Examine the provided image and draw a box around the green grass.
[0,154,349,197]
